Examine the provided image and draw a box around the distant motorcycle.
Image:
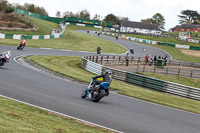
[17,43,25,50]
[17,40,26,50]
[81,78,110,102]
[0,51,11,66]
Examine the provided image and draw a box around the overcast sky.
[9,0,200,30]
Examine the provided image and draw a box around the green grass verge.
[26,55,200,114]
[153,45,200,62]
[138,73,200,88]
[0,96,113,133]
[0,17,59,35]
[0,25,126,54]
[124,34,200,47]
[163,32,200,40]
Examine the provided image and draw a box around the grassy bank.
[27,55,200,114]
[0,25,126,54]
[163,32,200,40]
[0,96,113,133]
[0,17,59,35]
[153,45,200,62]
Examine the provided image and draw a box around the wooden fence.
[84,55,200,79]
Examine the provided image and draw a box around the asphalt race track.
[79,30,172,59]
[0,33,200,133]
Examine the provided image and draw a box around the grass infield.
[0,25,126,54]
[0,96,113,133]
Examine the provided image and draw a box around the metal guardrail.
[81,56,200,101]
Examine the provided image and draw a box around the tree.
[5,6,14,13]
[152,13,165,30]
[100,20,107,31]
[141,18,154,24]
[104,14,120,25]
[78,9,90,19]
[63,11,76,18]
[93,14,100,20]
[35,7,48,16]
[0,0,8,11]
[178,10,200,24]
[24,3,35,13]
[15,3,48,16]
[56,11,61,18]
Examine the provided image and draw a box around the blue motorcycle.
[81,78,110,102]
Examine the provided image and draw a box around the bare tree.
[93,14,100,20]
[56,11,61,18]
[78,9,90,19]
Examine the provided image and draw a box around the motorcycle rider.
[0,51,11,62]
[91,69,112,96]
[18,40,26,49]
[130,48,134,54]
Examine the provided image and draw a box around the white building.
[120,21,162,35]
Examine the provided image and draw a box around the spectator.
[125,51,129,66]
[97,46,101,54]
[145,54,149,64]
[154,55,157,65]
[164,55,168,66]
[158,55,161,59]
[150,55,154,65]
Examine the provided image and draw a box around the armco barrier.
[81,56,200,101]
[0,33,64,40]
[158,42,176,47]
[189,46,200,51]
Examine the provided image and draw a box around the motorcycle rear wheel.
[93,90,105,102]
[81,90,87,98]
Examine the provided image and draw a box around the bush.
[8,22,13,27]
[5,6,14,13]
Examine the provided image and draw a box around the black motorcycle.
[17,43,25,50]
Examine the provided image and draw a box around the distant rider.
[0,51,11,61]
[91,69,112,96]
[97,46,101,54]
[20,40,26,49]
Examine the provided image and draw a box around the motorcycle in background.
[17,40,26,50]
[17,43,25,50]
